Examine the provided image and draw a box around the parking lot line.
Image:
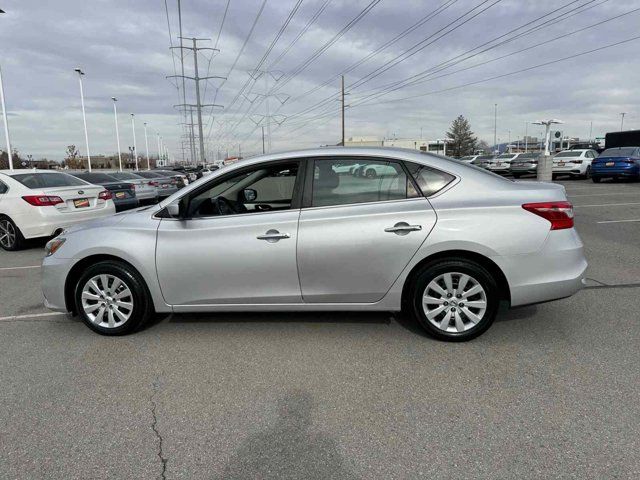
[573,202,640,208]
[0,265,41,271]
[568,192,640,197]
[597,219,640,224]
[0,312,66,322]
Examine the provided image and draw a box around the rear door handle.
[257,229,291,243]
[384,222,422,235]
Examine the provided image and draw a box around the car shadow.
[166,310,393,326]
[219,389,360,480]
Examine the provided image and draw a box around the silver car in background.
[42,147,586,341]
[510,152,542,178]
[107,171,159,204]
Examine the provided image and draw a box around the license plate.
[606,161,615,167]
[115,191,126,199]
[162,184,170,188]
[558,162,565,166]
[73,198,89,208]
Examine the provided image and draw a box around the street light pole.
[143,122,150,170]
[74,68,92,172]
[111,97,122,171]
[493,103,497,154]
[0,64,13,170]
[533,119,563,181]
[156,133,161,166]
[130,113,138,171]
[620,112,627,131]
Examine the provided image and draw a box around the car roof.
[0,169,69,176]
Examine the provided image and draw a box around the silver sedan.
[42,147,587,341]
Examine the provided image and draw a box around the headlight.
[45,237,66,257]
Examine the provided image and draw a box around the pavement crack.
[150,377,168,480]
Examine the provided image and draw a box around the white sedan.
[552,149,598,179]
[0,170,116,251]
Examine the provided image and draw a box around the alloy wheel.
[422,272,488,333]
[0,220,16,249]
[80,274,134,328]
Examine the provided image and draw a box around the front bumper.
[42,256,74,312]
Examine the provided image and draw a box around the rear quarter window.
[404,162,455,197]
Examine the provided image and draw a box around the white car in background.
[487,153,521,174]
[0,170,115,251]
[458,155,480,164]
[552,149,598,179]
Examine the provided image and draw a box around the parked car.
[69,172,138,212]
[42,147,586,341]
[0,170,115,251]
[510,153,541,178]
[134,171,179,198]
[458,155,479,164]
[107,171,159,204]
[552,149,598,179]
[471,154,495,169]
[486,153,521,175]
[591,147,640,182]
[156,170,189,188]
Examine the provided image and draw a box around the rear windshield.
[517,153,539,159]
[72,173,118,183]
[110,172,142,180]
[600,147,638,157]
[555,151,583,158]
[12,172,87,189]
[136,171,163,179]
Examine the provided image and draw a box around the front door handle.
[384,222,422,235]
[257,229,291,243]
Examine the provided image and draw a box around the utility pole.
[589,121,593,142]
[246,70,288,154]
[620,112,627,131]
[262,126,265,154]
[74,68,92,171]
[143,122,150,170]
[0,63,13,170]
[169,37,225,166]
[341,75,345,146]
[156,133,161,167]
[130,113,138,170]
[111,97,123,171]
[493,103,497,155]
[524,122,528,153]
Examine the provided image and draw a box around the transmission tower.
[244,70,289,153]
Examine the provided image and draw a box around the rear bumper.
[18,203,116,239]
[494,228,588,307]
[113,198,139,211]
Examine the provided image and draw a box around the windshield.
[555,151,583,158]
[600,147,638,157]
[72,173,118,183]
[12,172,88,188]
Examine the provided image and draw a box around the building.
[344,136,454,155]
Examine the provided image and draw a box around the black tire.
[552,174,558,180]
[74,260,153,335]
[365,168,377,179]
[405,259,500,341]
[592,176,601,183]
[0,216,26,251]
[512,173,521,179]
[583,166,592,179]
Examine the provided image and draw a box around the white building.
[344,136,454,155]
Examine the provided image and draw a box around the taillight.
[22,195,64,206]
[522,202,574,230]
[148,181,159,187]
[98,190,113,200]
[572,160,583,164]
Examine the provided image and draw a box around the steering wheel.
[213,196,248,215]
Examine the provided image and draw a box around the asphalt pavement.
[1,178,639,479]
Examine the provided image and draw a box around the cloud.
[1,0,640,160]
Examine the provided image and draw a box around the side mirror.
[243,188,257,203]
[166,202,180,218]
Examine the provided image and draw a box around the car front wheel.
[74,260,152,335]
[407,259,500,341]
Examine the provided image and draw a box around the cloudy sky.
[1,0,639,161]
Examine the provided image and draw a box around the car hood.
[63,205,154,235]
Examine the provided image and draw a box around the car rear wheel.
[365,168,377,178]
[583,166,592,179]
[407,259,499,341]
[512,173,521,179]
[74,261,152,335]
[0,216,25,251]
